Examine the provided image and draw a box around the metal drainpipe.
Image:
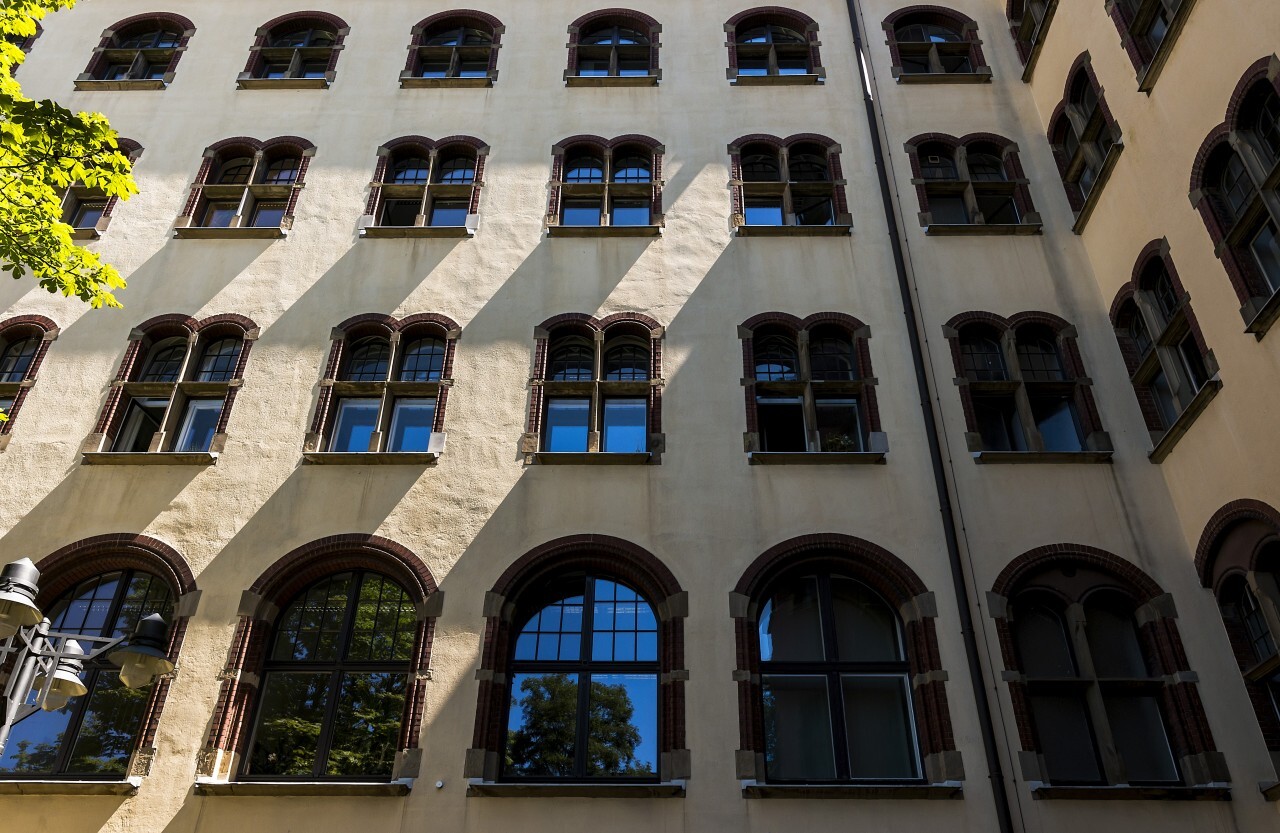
[841,2,1016,831]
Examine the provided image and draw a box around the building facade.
[0,1,1277,831]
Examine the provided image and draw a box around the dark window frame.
[363,137,488,233]
[177,138,314,234]
[566,9,661,84]
[725,9,825,83]
[883,8,990,82]
[547,137,664,231]
[729,135,851,230]
[239,13,349,87]
[402,12,503,86]
[1048,55,1124,233]
[905,135,1040,231]
[77,14,194,88]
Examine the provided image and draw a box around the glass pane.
[562,201,602,226]
[1177,335,1209,392]
[141,342,186,382]
[842,675,918,779]
[1014,605,1076,677]
[900,53,931,74]
[114,572,171,637]
[347,573,416,662]
[0,337,37,382]
[757,396,806,452]
[929,194,969,224]
[808,333,855,380]
[565,158,604,182]
[429,201,468,227]
[1030,395,1083,452]
[516,585,585,662]
[345,339,390,381]
[760,576,824,662]
[1084,601,1147,677]
[604,344,648,381]
[611,201,650,227]
[762,675,836,780]
[744,199,784,226]
[506,672,579,777]
[325,672,407,777]
[737,56,769,75]
[0,697,74,773]
[197,338,241,382]
[544,398,590,452]
[248,672,332,776]
[794,195,834,226]
[48,573,122,635]
[1017,335,1064,380]
[380,199,419,226]
[111,397,168,453]
[391,157,431,184]
[978,194,1019,225]
[398,338,444,381]
[272,573,353,662]
[1150,368,1180,428]
[960,334,1006,380]
[815,398,863,452]
[831,578,900,661]
[602,399,647,453]
[387,399,435,453]
[203,204,237,227]
[329,399,379,453]
[64,671,150,775]
[1030,694,1103,784]
[436,158,476,184]
[174,399,222,453]
[590,579,657,662]
[1250,222,1280,295]
[251,204,286,227]
[1104,695,1178,783]
[754,334,799,380]
[586,674,658,776]
[548,340,593,381]
[974,396,1026,452]
[73,203,105,228]
[777,56,808,74]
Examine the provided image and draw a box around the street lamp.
[0,558,175,756]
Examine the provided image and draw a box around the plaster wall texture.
[0,0,1273,831]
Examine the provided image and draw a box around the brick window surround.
[466,534,689,783]
[305,312,461,456]
[33,533,198,780]
[1109,240,1219,459]
[1105,0,1197,89]
[175,136,316,235]
[729,533,961,785]
[522,311,664,461]
[9,21,42,55]
[738,311,884,457]
[942,311,1110,459]
[361,135,488,235]
[401,10,504,87]
[546,135,665,232]
[76,12,195,88]
[198,534,439,783]
[904,132,1040,232]
[724,7,824,83]
[989,545,1228,792]
[566,8,661,85]
[728,133,851,231]
[1195,500,1280,782]
[1006,0,1058,76]
[1047,53,1124,233]
[882,6,990,82]
[238,11,349,88]
[1189,56,1280,336]
[82,313,259,458]
[61,138,142,239]
[0,314,58,450]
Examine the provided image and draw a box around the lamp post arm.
[0,622,50,758]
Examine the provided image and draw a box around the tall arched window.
[1049,57,1122,231]
[0,316,54,445]
[243,571,416,780]
[1107,0,1194,87]
[0,570,173,777]
[505,575,660,779]
[0,335,39,383]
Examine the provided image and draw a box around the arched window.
[343,337,391,382]
[0,569,173,776]
[732,136,847,231]
[550,139,662,230]
[808,326,856,380]
[960,327,1006,381]
[391,156,431,185]
[398,337,445,382]
[242,571,417,779]
[183,138,314,233]
[435,155,476,184]
[753,331,799,381]
[742,145,781,182]
[757,572,919,780]
[196,338,242,383]
[216,157,254,185]
[98,319,255,457]
[404,13,502,85]
[885,10,988,79]
[0,335,39,383]
[241,14,348,86]
[565,153,605,183]
[788,145,828,182]
[919,145,957,180]
[78,15,193,87]
[1016,328,1065,381]
[1007,0,1053,68]
[611,155,651,183]
[567,11,660,84]
[504,575,660,779]
[1107,0,1194,85]
[908,136,1034,230]
[367,139,487,232]
[727,10,823,82]
[262,156,300,185]
[528,317,664,459]
[1050,59,1122,229]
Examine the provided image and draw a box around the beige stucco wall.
[0,0,1275,831]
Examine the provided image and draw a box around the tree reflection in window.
[504,576,659,779]
[0,570,172,777]
[245,571,416,780]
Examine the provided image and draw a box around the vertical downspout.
[841,3,1016,832]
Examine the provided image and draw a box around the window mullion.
[53,666,101,775]
[1064,604,1125,784]
[313,669,345,779]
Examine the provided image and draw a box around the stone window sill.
[1149,376,1222,463]
[547,225,661,238]
[400,75,494,89]
[236,77,330,90]
[1030,784,1230,801]
[749,451,885,465]
[896,69,992,84]
[1072,143,1124,235]
[467,781,684,798]
[362,225,473,239]
[1262,780,1280,801]
[174,226,286,240]
[69,226,102,240]
[566,75,659,87]
[973,450,1113,464]
[303,451,441,465]
[533,452,652,465]
[0,778,140,796]
[82,451,217,466]
[742,782,961,799]
[731,73,824,86]
[926,222,1042,236]
[74,79,166,91]
[1243,287,1280,339]
[195,781,410,797]
[736,224,852,237]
